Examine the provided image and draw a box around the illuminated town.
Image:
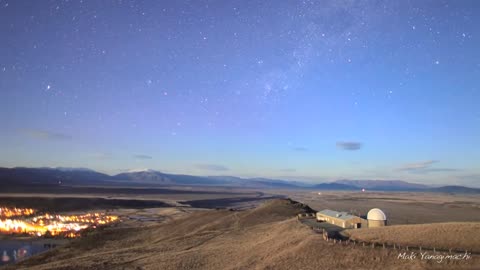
[0,206,118,238]
[0,207,35,218]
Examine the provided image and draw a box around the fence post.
[372,243,375,249]
[406,246,409,251]
[419,246,422,252]
[363,242,365,247]
[393,244,396,250]
[383,243,385,249]
[433,247,436,253]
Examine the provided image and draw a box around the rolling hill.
[8,199,478,270]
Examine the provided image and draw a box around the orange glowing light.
[0,206,118,238]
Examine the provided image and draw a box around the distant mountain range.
[311,182,358,190]
[0,167,479,193]
[0,167,111,186]
[333,179,430,191]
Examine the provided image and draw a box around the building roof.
[367,208,387,221]
[317,209,359,221]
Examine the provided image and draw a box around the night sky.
[1,1,479,187]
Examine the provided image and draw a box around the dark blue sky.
[1,1,479,186]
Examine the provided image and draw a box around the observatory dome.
[367,208,386,221]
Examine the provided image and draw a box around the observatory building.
[315,208,387,229]
[316,209,367,229]
[367,208,387,227]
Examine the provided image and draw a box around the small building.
[316,209,368,229]
[367,208,387,227]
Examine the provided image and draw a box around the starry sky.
[1,0,479,187]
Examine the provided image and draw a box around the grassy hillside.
[345,222,480,253]
[7,199,479,270]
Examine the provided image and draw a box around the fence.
[305,223,478,256]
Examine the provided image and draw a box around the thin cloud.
[398,160,458,174]
[419,168,459,173]
[90,152,113,160]
[293,147,308,152]
[279,168,297,172]
[400,160,438,171]
[133,154,153,160]
[336,141,362,150]
[196,164,229,171]
[456,174,480,187]
[399,160,438,170]
[23,129,72,141]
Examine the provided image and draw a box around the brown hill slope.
[236,198,314,227]
[6,199,479,270]
[345,222,480,253]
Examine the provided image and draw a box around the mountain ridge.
[0,167,478,193]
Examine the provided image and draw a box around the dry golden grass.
[4,199,479,270]
[345,222,480,253]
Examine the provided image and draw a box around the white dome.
[367,208,386,221]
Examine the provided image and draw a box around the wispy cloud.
[398,160,458,174]
[23,129,72,141]
[293,147,308,152]
[279,168,297,172]
[90,152,113,160]
[133,154,153,160]
[456,174,480,187]
[336,141,362,150]
[419,168,459,173]
[399,160,438,171]
[196,164,229,171]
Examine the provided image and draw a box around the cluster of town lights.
[0,206,118,238]
[0,207,35,218]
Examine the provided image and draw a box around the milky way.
[1,1,479,186]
